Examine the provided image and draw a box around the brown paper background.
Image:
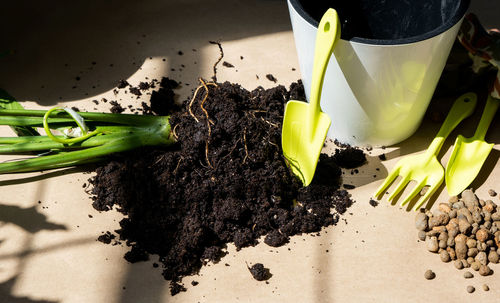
[1,1,499,302]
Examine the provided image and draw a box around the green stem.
[0,116,74,127]
[0,109,162,126]
[0,131,140,153]
[0,106,174,173]
[0,136,143,173]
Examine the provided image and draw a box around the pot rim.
[288,0,470,45]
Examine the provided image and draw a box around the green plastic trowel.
[282,8,340,186]
[445,95,500,196]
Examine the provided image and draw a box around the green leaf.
[0,89,40,136]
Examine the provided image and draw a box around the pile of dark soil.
[89,79,365,295]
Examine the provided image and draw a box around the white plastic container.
[288,0,470,146]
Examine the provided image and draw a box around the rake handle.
[473,95,500,140]
[425,92,477,157]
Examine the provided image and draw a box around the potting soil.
[89,78,365,295]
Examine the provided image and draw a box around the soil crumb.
[248,263,271,281]
[97,232,115,244]
[266,74,277,83]
[149,77,179,115]
[139,81,151,90]
[89,80,362,295]
[369,199,379,207]
[109,101,125,114]
[118,79,129,89]
[129,86,142,96]
[332,146,366,169]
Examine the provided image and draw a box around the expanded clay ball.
[471,261,481,271]
[427,236,439,253]
[467,286,475,293]
[416,189,500,280]
[488,250,499,263]
[476,229,489,242]
[479,265,491,276]
[464,271,474,279]
[440,250,451,262]
[424,270,435,280]
[483,284,490,291]
[415,212,428,231]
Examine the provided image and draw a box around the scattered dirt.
[129,86,142,96]
[138,81,151,90]
[248,263,271,281]
[149,77,180,116]
[109,101,125,114]
[118,79,130,89]
[266,74,277,83]
[222,61,234,68]
[89,79,362,295]
[97,231,115,244]
[332,147,366,169]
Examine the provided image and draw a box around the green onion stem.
[0,107,175,174]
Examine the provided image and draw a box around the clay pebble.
[415,213,428,231]
[479,265,491,276]
[424,270,435,280]
[416,189,500,280]
[471,261,481,271]
[427,236,439,253]
[440,250,450,262]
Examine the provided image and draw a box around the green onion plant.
[0,94,175,173]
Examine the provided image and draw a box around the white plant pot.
[287,0,470,146]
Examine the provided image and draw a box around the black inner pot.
[290,0,470,44]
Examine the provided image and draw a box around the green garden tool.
[445,95,500,196]
[282,8,340,186]
[445,13,500,196]
[374,93,477,210]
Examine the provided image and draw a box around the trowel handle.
[473,95,500,140]
[309,9,340,121]
[426,92,477,157]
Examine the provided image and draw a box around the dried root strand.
[172,124,180,140]
[205,141,213,169]
[208,40,224,82]
[242,128,249,164]
[186,78,221,170]
[173,156,183,174]
[187,78,218,123]
[199,78,216,137]
[188,85,203,123]
[260,117,279,128]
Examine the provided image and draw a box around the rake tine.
[413,182,441,211]
[400,179,426,207]
[388,175,411,201]
[374,166,400,198]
